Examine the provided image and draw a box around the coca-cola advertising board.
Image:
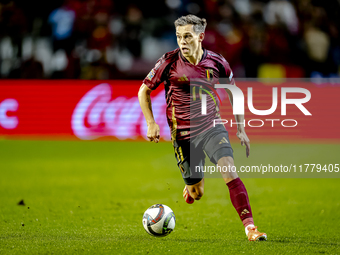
[0,80,339,142]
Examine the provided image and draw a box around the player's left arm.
[225,87,250,158]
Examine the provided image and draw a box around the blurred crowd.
[0,0,339,79]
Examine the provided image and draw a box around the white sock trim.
[245,224,255,235]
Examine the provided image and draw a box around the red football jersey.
[143,48,235,140]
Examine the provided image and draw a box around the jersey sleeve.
[218,56,235,85]
[143,54,170,90]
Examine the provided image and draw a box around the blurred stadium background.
[0,0,339,80]
[1,0,339,142]
[1,1,340,254]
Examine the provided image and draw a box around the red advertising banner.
[0,80,339,142]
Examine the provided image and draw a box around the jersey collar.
[179,48,207,65]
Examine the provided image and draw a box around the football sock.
[226,177,254,228]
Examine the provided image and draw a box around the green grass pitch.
[0,140,339,254]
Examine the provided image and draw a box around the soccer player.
[138,14,267,241]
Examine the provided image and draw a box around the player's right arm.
[138,49,178,143]
[138,84,160,143]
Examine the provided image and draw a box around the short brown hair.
[174,15,207,34]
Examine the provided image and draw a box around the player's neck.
[186,46,204,65]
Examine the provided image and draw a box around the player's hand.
[147,123,160,143]
[236,130,250,158]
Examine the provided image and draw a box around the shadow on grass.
[167,238,221,243]
[269,238,339,246]
[118,234,224,243]
[122,235,339,247]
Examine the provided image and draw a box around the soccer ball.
[142,204,176,237]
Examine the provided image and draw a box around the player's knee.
[218,156,239,182]
[218,156,234,167]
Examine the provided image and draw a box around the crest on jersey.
[147,69,155,80]
[206,69,214,81]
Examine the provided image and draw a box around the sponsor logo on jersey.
[178,74,189,81]
[240,209,250,216]
[219,137,229,144]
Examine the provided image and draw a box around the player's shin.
[226,177,254,228]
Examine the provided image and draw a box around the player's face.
[176,25,203,59]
